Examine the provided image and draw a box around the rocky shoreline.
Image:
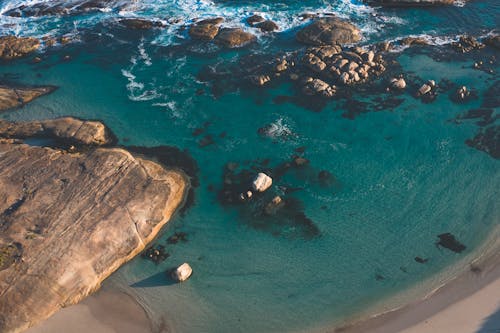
[0,117,190,333]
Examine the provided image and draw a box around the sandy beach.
[336,243,500,333]
[26,248,499,333]
[26,287,152,333]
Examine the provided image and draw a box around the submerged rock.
[436,233,466,253]
[119,18,164,30]
[483,35,500,50]
[252,172,273,192]
[171,263,193,282]
[0,85,56,111]
[215,28,257,48]
[466,125,499,159]
[0,36,40,60]
[296,17,361,46]
[0,118,189,333]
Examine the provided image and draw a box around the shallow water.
[1,0,499,332]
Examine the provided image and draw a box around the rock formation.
[296,17,361,46]
[0,85,56,111]
[215,28,257,48]
[189,18,224,41]
[0,118,189,333]
[0,36,40,60]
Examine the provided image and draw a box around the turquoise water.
[1,0,499,332]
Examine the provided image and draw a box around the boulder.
[214,28,257,48]
[256,20,279,32]
[171,263,193,282]
[303,78,336,97]
[418,83,432,96]
[264,196,285,215]
[189,18,224,41]
[296,17,361,46]
[303,53,327,72]
[0,36,40,60]
[252,172,273,192]
[0,85,56,111]
[390,78,406,90]
[246,14,265,26]
[250,75,271,86]
[0,118,189,333]
[400,36,429,46]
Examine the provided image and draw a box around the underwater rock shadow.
[130,270,178,288]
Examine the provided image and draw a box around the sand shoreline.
[333,234,500,333]
[26,235,499,333]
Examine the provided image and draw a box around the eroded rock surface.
[0,85,56,111]
[296,17,361,46]
[0,117,115,146]
[0,36,40,60]
[0,118,189,333]
[215,28,257,48]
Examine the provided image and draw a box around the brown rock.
[189,18,223,41]
[0,85,56,111]
[0,117,115,146]
[0,119,189,333]
[215,28,256,48]
[296,17,361,46]
[246,15,265,26]
[0,36,40,60]
[256,20,279,32]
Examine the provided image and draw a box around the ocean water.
[1,0,499,332]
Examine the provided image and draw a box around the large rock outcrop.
[0,117,114,146]
[0,118,189,333]
[0,36,40,60]
[0,85,56,111]
[296,17,361,46]
[214,28,257,48]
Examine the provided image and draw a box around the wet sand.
[26,287,152,333]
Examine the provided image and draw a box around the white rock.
[418,83,431,96]
[252,172,273,192]
[390,78,406,89]
[172,263,192,282]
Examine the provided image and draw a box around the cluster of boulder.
[189,17,257,48]
[0,36,40,60]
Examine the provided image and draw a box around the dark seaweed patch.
[436,233,466,253]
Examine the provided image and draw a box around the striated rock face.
[215,28,257,48]
[0,36,40,60]
[296,17,361,46]
[0,118,189,333]
[0,85,56,111]
[0,117,115,146]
